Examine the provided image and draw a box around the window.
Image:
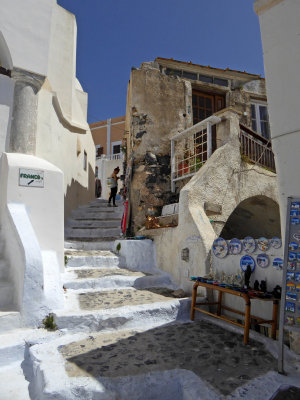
[182,71,197,80]
[251,102,270,139]
[113,144,121,155]
[83,151,87,171]
[192,91,225,124]
[96,145,103,158]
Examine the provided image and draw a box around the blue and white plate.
[242,236,256,253]
[240,255,255,272]
[212,238,228,259]
[229,238,242,255]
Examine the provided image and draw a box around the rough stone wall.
[127,65,192,229]
[126,61,268,231]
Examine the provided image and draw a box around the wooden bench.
[190,281,279,344]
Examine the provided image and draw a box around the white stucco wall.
[1,153,64,269]
[0,0,54,75]
[0,153,64,324]
[255,0,300,229]
[0,75,14,154]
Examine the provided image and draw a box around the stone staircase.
[65,198,123,251]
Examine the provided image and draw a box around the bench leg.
[217,291,223,316]
[271,300,279,340]
[191,284,197,321]
[244,302,251,345]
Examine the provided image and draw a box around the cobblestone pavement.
[60,320,276,396]
[78,288,185,310]
[75,268,147,279]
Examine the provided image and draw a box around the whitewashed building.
[0,0,95,327]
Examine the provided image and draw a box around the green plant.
[64,255,68,266]
[42,314,57,331]
[116,242,121,254]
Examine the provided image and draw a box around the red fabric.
[121,200,128,233]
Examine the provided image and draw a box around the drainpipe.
[107,118,111,158]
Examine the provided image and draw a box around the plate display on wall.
[229,238,242,255]
[240,255,255,272]
[257,237,269,252]
[242,236,256,253]
[256,253,270,268]
[289,242,298,251]
[212,238,228,259]
[271,237,282,249]
[273,258,283,270]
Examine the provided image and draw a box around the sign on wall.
[19,169,44,188]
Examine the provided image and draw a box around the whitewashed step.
[54,291,190,332]
[62,267,147,290]
[0,311,20,334]
[65,250,119,268]
[0,281,15,308]
[65,227,121,238]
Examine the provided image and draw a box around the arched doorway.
[220,195,281,239]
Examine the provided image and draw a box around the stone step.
[66,218,121,228]
[62,267,147,290]
[78,204,124,211]
[65,236,121,243]
[65,240,116,251]
[0,281,15,308]
[70,210,123,219]
[65,250,119,268]
[65,227,121,238]
[54,290,190,332]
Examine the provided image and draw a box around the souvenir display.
[271,237,282,249]
[229,238,242,255]
[291,202,300,209]
[296,273,300,282]
[289,252,297,261]
[257,237,269,251]
[242,236,256,253]
[273,258,283,270]
[240,255,255,272]
[291,218,300,225]
[289,242,298,251]
[286,316,295,326]
[287,272,295,281]
[256,253,269,268]
[286,302,296,313]
[290,209,298,217]
[212,237,228,259]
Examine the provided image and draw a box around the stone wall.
[126,61,268,232]
[126,64,191,229]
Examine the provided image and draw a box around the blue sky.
[57,0,263,123]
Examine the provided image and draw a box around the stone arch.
[220,195,281,239]
[0,31,13,70]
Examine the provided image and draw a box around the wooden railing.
[240,124,275,172]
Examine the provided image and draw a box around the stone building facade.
[125,57,271,231]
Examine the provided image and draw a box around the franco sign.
[19,168,44,188]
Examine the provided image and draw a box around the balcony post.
[207,122,212,158]
[171,139,175,192]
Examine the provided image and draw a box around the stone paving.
[75,268,147,279]
[60,319,276,397]
[78,287,185,310]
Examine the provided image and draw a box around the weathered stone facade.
[126,58,269,232]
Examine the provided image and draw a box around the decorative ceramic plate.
[240,255,255,272]
[242,237,256,253]
[273,258,283,269]
[270,237,282,249]
[229,238,242,255]
[257,237,269,252]
[291,202,300,209]
[256,253,269,268]
[212,238,228,259]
